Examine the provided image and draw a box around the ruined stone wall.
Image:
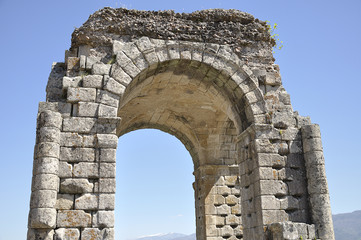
[28,8,334,240]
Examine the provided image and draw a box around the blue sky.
[0,0,360,239]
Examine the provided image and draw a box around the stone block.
[80,55,86,69]
[60,147,95,162]
[92,62,111,75]
[33,157,59,175]
[301,124,321,139]
[216,205,231,215]
[27,229,54,240]
[75,193,98,210]
[86,56,99,70]
[99,194,115,210]
[60,132,83,147]
[253,139,277,154]
[303,137,323,153]
[289,141,303,154]
[38,102,72,118]
[96,89,119,108]
[92,211,115,227]
[100,163,116,178]
[231,204,241,215]
[67,57,80,71]
[34,142,60,159]
[32,174,59,191]
[98,104,117,118]
[55,228,80,240]
[62,76,82,89]
[287,180,307,196]
[30,190,57,208]
[226,214,240,225]
[67,87,96,103]
[57,210,91,227]
[60,179,93,194]
[110,63,132,86]
[304,151,325,167]
[97,134,118,148]
[262,210,289,225]
[258,180,288,196]
[29,208,57,228]
[55,194,74,210]
[99,178,116,193]
[122,61,141,78]
[38,110,62,129]
[77,102,99,117]
[81,228,114,240]
[257,153,286,167]
[38,127,60,143]
[73,162,99,178]
[59,161,72,178]
[99,148,116,162]
[63,117,97,133]
[225,195,239,206]
[103,76,126,96]
[83,75,103,88]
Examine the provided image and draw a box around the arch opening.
[116,60,243,239]
[115,129,195,239]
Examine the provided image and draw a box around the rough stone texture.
[28,7,335,240]
[57,210,91,228]
[55,228,80,240]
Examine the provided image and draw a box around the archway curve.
[111,43,254,238]
[111,37,268,135]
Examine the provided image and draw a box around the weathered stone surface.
[96,90,119,108]
[60,147,95,162]
[99,148,116,162]
[99,194,115,210]
[83,75,103,88]
[76,102,99,117]
[29,208,57,228]
[63,117,97,133]
[73,162,99,178]
[38,127,60,143]
[38,110,62,129]
[34,142,60,159]
[67,87,96,103]
[63,76,82,89]
[59,161,72,178]
[57,210,91,227]
[55,228,80,240]
[32,174,59,191]
[55,194,74,210]
[96,134,118,148]
[92,211,115,227]
[33,157,59,175]
[75,193,98,210]
[92,62,111,75]
[60,179,93,193]
[28,229,54,240]
[81,228,114,240]
[103,76,126,95]
[30,190,57,208]
[100,163,116,178]
[99,178,116,193]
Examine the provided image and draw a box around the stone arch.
[28,8,335,240]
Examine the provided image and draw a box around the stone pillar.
[28,110,62,239]
[194,165,242,240]
[301,124,335,240]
